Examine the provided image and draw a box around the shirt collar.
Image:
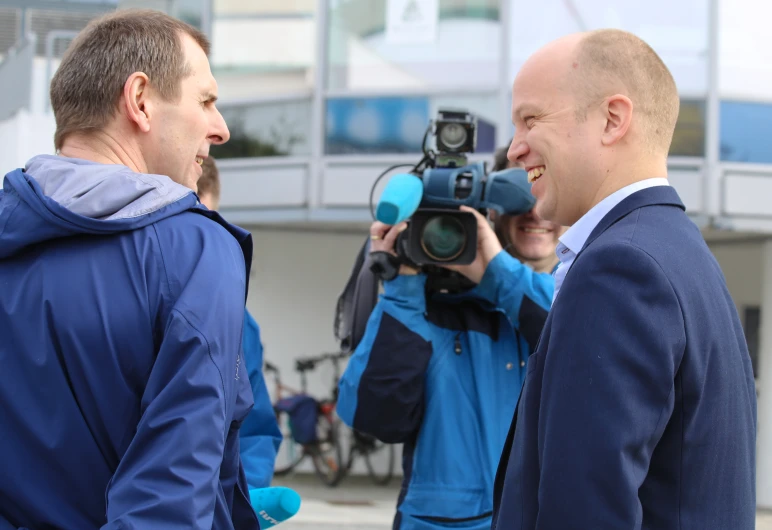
[556,178,670,258]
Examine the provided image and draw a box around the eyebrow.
[513,103,539,117]
[511,103,540,124]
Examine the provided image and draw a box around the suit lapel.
[583,185,685,252]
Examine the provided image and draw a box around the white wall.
[707,239,764,317]
[698,237,764,391]
[245,227,363,397]
[243,226,402,476]
[0,110,56,174]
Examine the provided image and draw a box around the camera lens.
[439,123,467,150]
[420,215,467,262]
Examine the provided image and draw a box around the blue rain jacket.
[337,252,554,530]
[0,155,260,530]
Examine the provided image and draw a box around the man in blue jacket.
[198,156,282,489]
[493,29,757,529]
[0,10,261,530]
[336,161,559,530]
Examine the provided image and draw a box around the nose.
[507,135,529,168]
[209,107,230,145]
[520,210,536,222]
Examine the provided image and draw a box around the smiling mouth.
[527,166,545,183]
[519,227,552,234]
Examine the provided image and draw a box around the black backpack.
[333,237,380,354]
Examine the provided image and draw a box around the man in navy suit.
[490,29,757,529]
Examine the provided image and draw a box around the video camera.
[369,107,535,278]
[334,108,536,353]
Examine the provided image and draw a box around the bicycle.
[265,352,396,487]
[266,354,345,487]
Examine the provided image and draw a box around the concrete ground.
[272,473,772,530]
[270,473,397,529]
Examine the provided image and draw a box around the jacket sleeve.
[239,311,282,490]
[336,273,433,444]
[102,220,258,530]
[473,250,555,351]
[533,243,684,529]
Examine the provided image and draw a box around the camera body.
[336,108,536,352]
[388,108,535,269]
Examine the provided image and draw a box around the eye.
[523,116,536,128]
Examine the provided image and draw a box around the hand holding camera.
[369,221,418,277]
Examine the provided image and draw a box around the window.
[670,99,705,158]
[119,1,209,31]
[211,97,312,158]
[327,0,501,91]
[210,0,316,94]
[508,0,709,95]
[720,100,772,164]
[325,93,498,155]
[718,0,772,101]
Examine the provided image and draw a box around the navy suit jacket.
[492,186,757,530]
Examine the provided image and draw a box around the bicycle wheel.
[358,431,395,486]
[273,408,305,476]
[310,402,345,487]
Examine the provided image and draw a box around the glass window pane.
[211,98,312,158]
[119,1,206,30]
[174,0,206,29]
[508,0,709,95]
[215,0,314,15]
[325,93,498,155]
[720,100,772,164]
[328,0,500,91]
[719,0,772,100]
[210,0,316,96]
[671,99,705,157]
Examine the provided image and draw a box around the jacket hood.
[0,155,198,259]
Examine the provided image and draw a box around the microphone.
[249,486,302,528]
[375,173,423,225]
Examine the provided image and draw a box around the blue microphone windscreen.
[375,173,423,225]
[249,486,301,528]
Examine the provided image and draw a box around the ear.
[122,72,151,133]
[601,94,633,146]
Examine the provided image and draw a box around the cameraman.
[336,148,560,530]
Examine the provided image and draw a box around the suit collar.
[584,185,685,250]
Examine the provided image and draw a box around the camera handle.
[369,251,401,282]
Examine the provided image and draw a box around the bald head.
[508,30,679,225]
[569,29,679,155]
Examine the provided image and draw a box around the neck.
[58,129,146,174]
[586,153,668,214]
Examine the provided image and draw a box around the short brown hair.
[197,156,220,201]
[50,9,210,150]
[571,29,680,154]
